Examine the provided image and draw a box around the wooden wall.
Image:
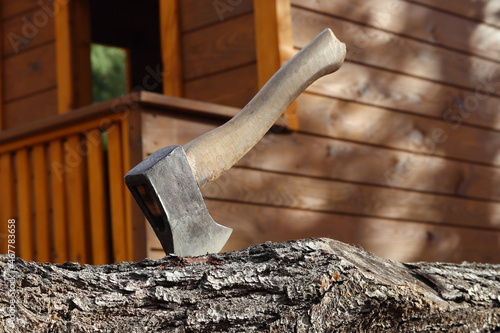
[1,0,498,264]
[179,0,258,108]
[143,0,500,263]
[287,0,500,262]
[1,0,58,129]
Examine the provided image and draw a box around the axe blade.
[125,145,232,257]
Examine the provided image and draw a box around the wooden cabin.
[0,0,499,264]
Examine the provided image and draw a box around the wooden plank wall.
[286,0,500,262]
[1,0,58,129]
[145,0,500,263]
[179,0,258,108]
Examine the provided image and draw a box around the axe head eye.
[130,184,167,233]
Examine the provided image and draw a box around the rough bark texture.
[1,238,499,332]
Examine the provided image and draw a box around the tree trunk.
[1,238,499,332]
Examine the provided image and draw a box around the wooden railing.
[0,100,135,264]
[0,91,243,264]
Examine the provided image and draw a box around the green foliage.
[91,44,127,103]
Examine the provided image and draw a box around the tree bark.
[1,238,499,332]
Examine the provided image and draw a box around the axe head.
[124,145,232,257]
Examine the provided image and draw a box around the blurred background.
[0,0,499,264]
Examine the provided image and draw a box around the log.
[1,238,499,332]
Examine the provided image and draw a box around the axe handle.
[184,28,346,188]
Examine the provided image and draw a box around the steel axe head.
[125,145,232,257]
[125,29,346,257]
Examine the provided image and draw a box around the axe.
[125,29,346,257]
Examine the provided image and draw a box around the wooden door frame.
[54,0,92,113]
[0,6,3,130]
[159,0,183,97]
[254,0,298,130]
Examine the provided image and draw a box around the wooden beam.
[0,5,3,131]
[70,0,93,107]
[0,115,122,155]
[205,167,500,230]
[293,8,500,103]
[206,200,500,263]
[49,139,68,263]
[4,44,57,102]
[182,13,256,80]
[160,0,183,96]
[86,130,110,265]
[32,144,51,262]
[303,69,500,167]
[291,0,500,63]
[2,6,55,57]
[141,110,500,202]
[253,0,298,130]
[54,0,92,112]
[408,0,500,29]
[184,64,259,109]
[54,0,74,113]
[2,1,40,18]
[0,154,15,254]
[64,135,89,263]
[180,0,254,32]
[107,123,129,262]
[0,92,248,149]
[16,148,33,261]
[120,112,147,261]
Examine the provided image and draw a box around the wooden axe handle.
[184,28,346,188]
